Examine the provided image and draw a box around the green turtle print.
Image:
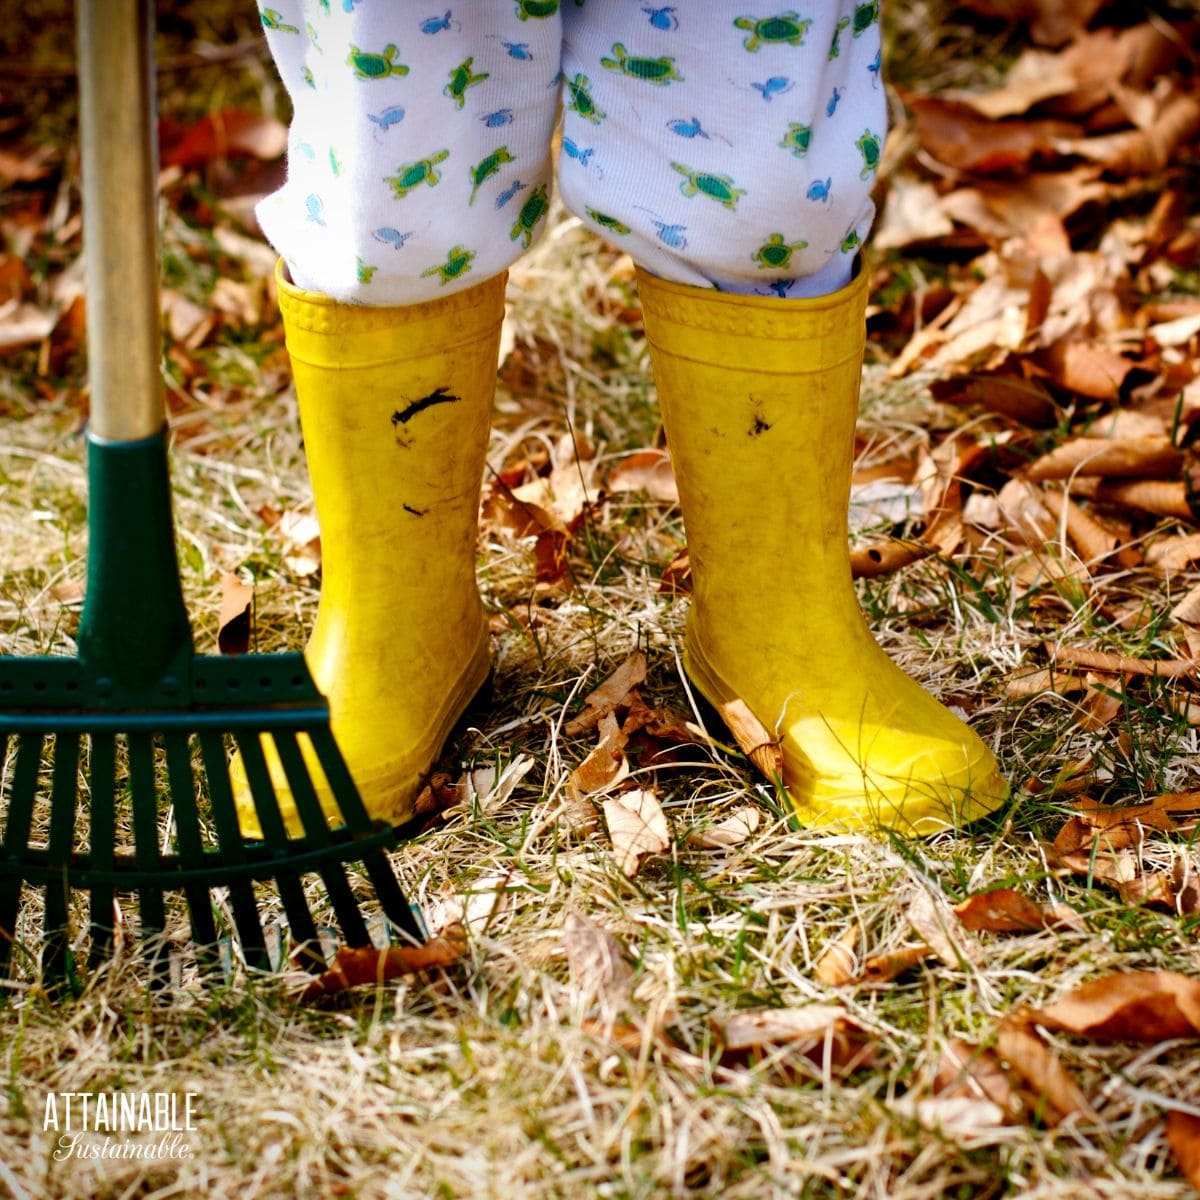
[260,8,299,34]
[347,44,409,81]
[515,0,559,16]
[856,129,881,179]
[445,58,489,110]
[779,122,813,158]
[671,164,746,211]
[255,1,885,304]
[566,74,606,125]
[510,184,550,248]
[585,208,632,236]
[600,44,684,86]
[733,14,814,51]
[384,150,450,200]
[753,234,808,270]
[422,245,477,286]
[468,147,516,206]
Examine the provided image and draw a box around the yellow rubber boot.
[232,266,506,836]
[637,266,1008,835]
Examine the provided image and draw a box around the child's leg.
[237,3,562,833]
[559,2,883,298]
[256,1,562,304]
[561,4,1007,833]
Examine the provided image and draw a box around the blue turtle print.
[420,10,454,33]
[257,1,885,304]
[368,106,407,132]
[751,77,792,102]
[373,227,414,249]
[562,137,594,167]
[642,6,678,30]
[637,210,688,249]
[495,179,528,209]
[666,117,709,139]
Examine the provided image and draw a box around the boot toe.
[782,716,1008,836]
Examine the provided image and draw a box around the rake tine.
[234,732,324,972]
[42,731,81,986]
[0,732,43,977]
[306,725,425,943]
[88,732,117,967]
[359,850,426,944]
[272,730,372,948]
[129,732,169,985]
[306,726,375,835]
[163,733,219,964]
[198,731,269,971]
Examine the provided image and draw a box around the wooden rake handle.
[76,0,163,443]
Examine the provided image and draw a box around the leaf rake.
[0,0,425,989]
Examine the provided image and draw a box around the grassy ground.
[1,3,1199,1198]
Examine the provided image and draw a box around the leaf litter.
[4,2,1200,1196]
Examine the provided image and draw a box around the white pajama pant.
[256,2,886,304]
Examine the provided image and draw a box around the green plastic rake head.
[0,0,424,988]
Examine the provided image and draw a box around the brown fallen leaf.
[1026,437,1182,482]
[1002,665,1087,699]
[1034,339,1142,402]
[1146,533,1200,577]
[299,923,468,1001]
[565,651,648,735]
[907,889,983,967]
[934,1038,1026,1122]
[1167,1110,1200,1191]
[958,0,1103,46]
[849,538,932,579]
[563,909,634,1017]
[814,925,860,987]
[1038,489,1122,570]
[888,1096,1010,1138]
[1077,674,1124,732]
[714,1005,875,1072]
[905,92,1077,173]
[605,448,678,504]
[1060,92,1200,177]
[659,547,692,595]
[687,806,762,850]
[862,945,933,984]
[602,788,670,878]
[718,697,783,781]
[568,712,630,797]
[995,1019,1094,1124]
[930,372,1059,426]
[954,888,1057,933]
[1046,643,1197,679]
[217,571,253,656]
[159,108,288,167]
[275,510,322,577]
[1025,971,1200,1043]
[1072,479,1191,520]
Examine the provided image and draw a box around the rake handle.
[76,0,162,442]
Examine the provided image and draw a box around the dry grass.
[2,3,1200,1197]
[0,199,1197,1199]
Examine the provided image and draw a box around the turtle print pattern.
[256,2,884,304]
